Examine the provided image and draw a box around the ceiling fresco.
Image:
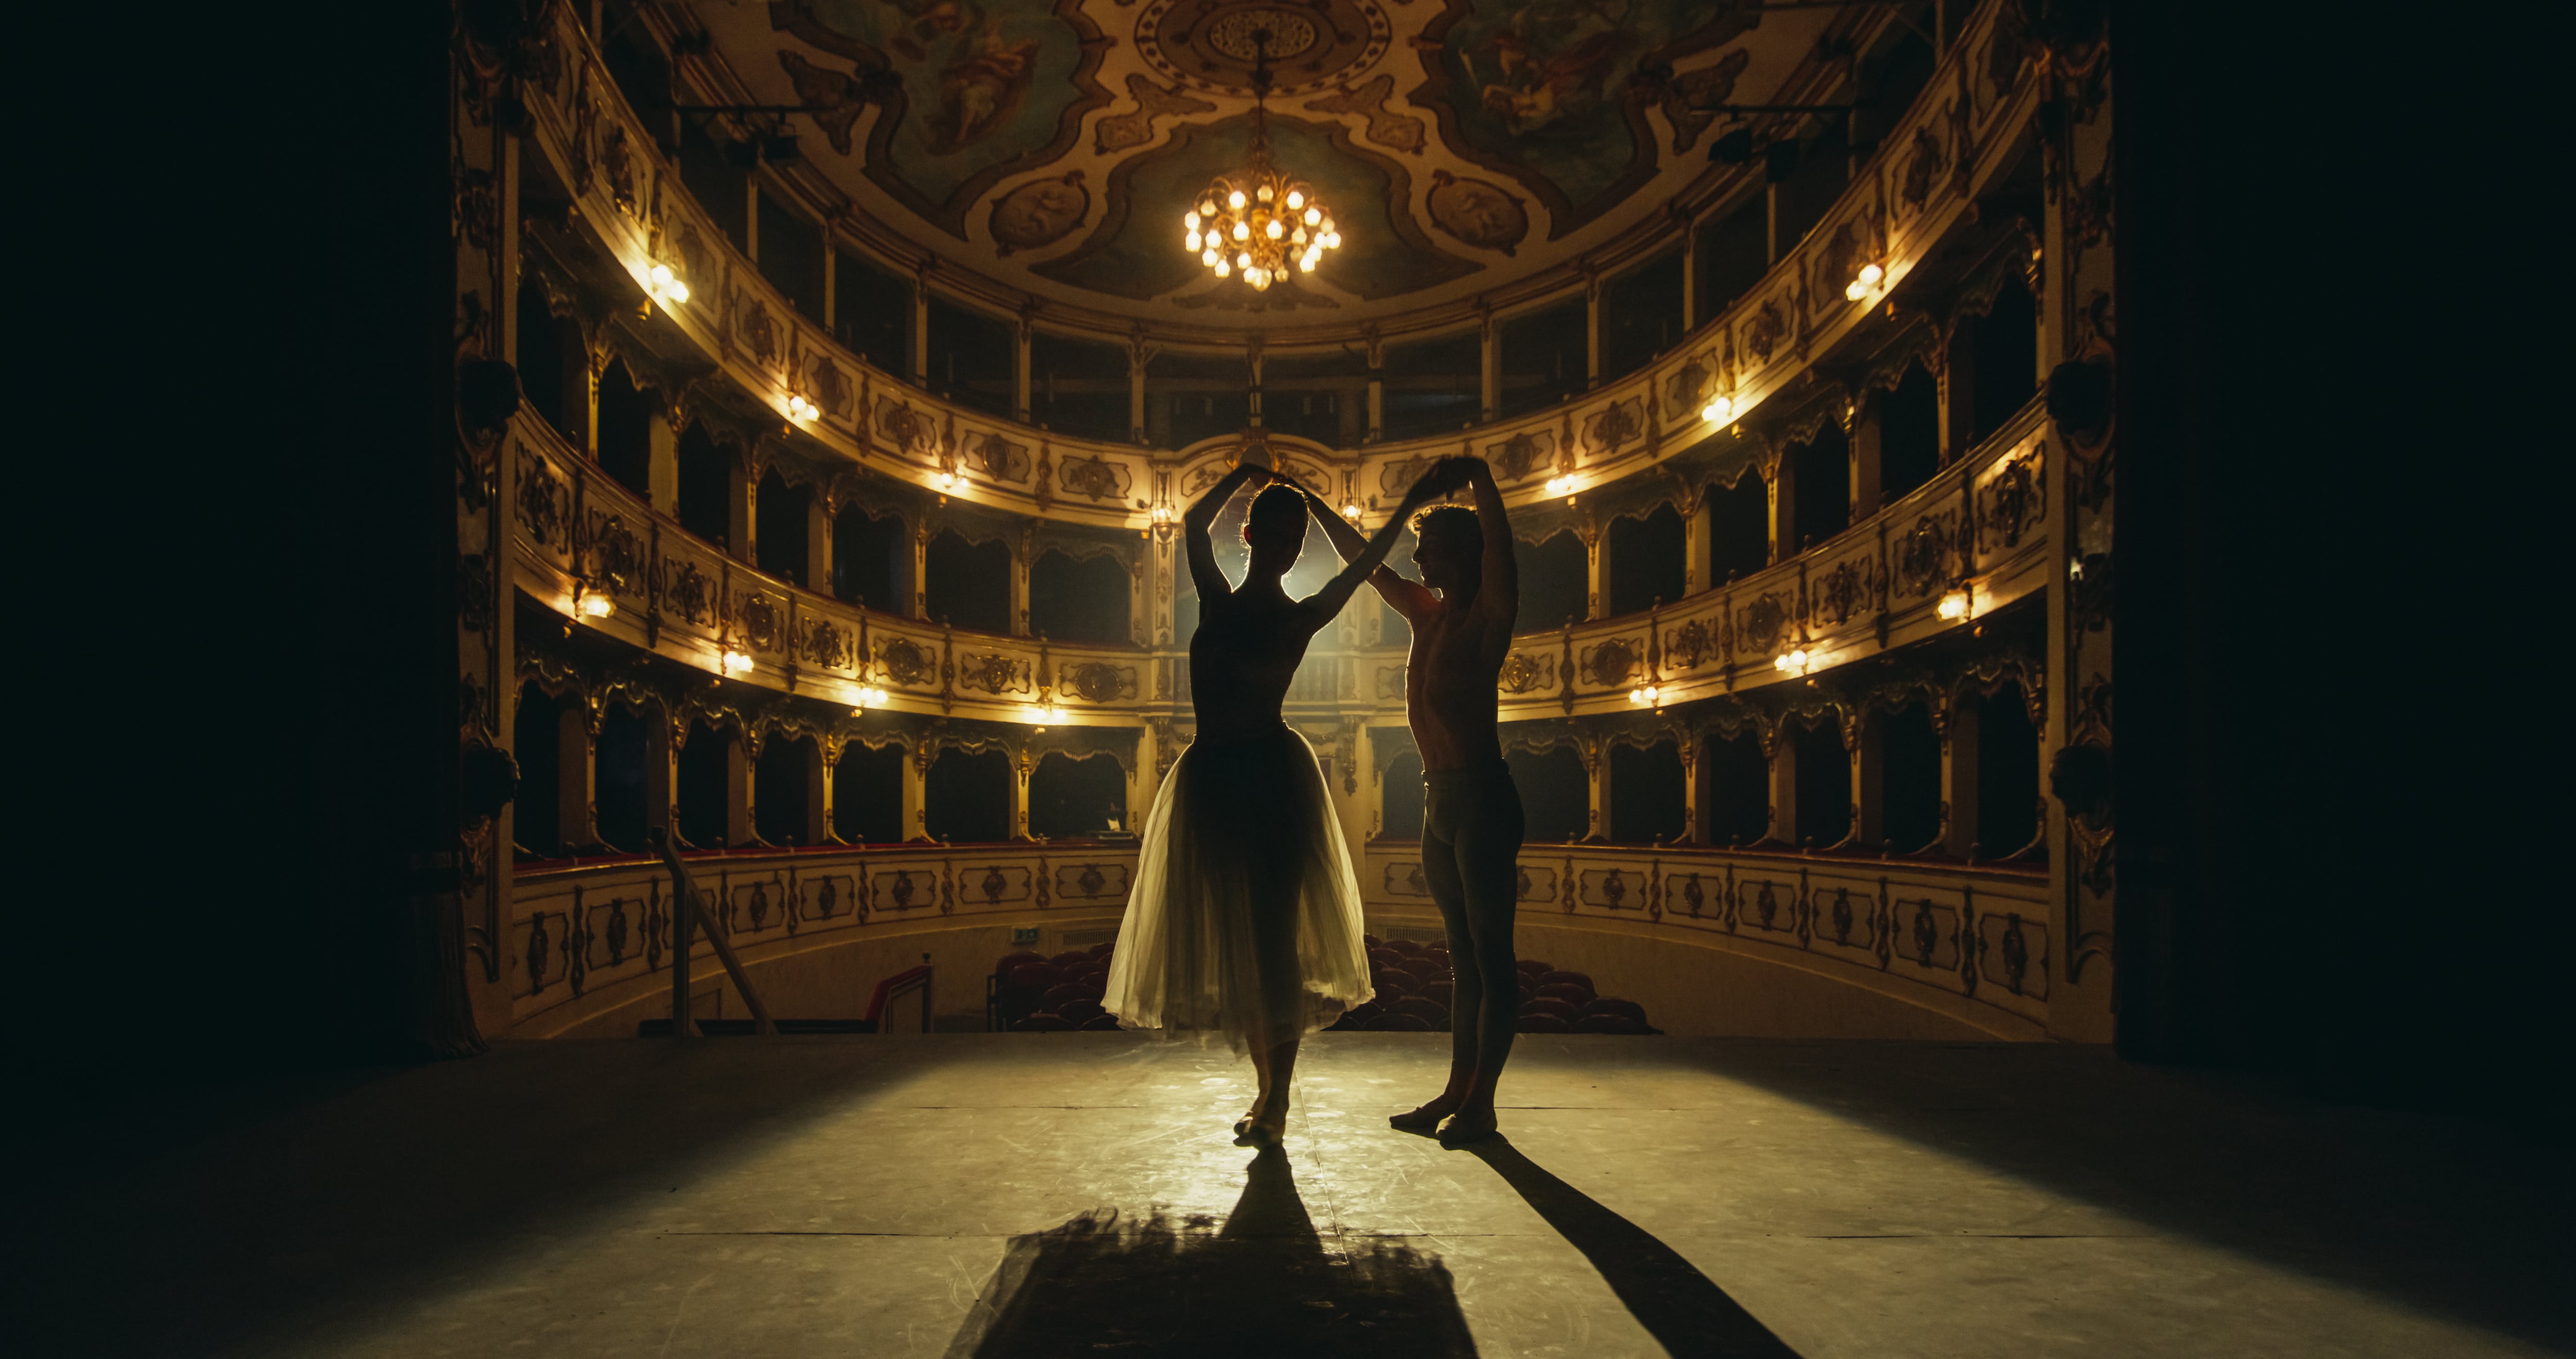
[692,0,1845,332]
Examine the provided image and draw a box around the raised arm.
[1181,462,1261,602]
[1464,459,1518,634]
[1299,468,1450,625]
[1294,479,1439,620]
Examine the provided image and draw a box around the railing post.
[659,828,696,1038]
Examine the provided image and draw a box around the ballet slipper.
[1388,1100,1456,1132]
[1436,1109,1498,1144]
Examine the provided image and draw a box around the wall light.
[935,469,958,492]
[852,685,888,712]
[1628,683,1662,707]
[1843,261,1885,302]
[1773,647,1812,675]
[1701,394,1735,424]
[721,648,755,675]
[1545,474,1574,496]
[786,393,819,422]
[647,262,690,306]
[1937,587,1971,621]
[1342,500,1363,522]
[578,592,615,619]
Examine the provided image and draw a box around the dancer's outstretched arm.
[1182,462,1261,602]
[1461,458,1518,642]
[1299,465,1457,626]
[1300,478,1439,621]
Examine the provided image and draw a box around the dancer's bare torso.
[1404,595,1510,771]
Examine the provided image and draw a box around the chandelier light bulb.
[1184,211,1200,229]
[1182,71,1341,293]
[1185,230,1201,250]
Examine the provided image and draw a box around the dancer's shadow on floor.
[1459,1136,1803,1359]
[948,1144,1479,1357]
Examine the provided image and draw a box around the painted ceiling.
[694,0,1841,333]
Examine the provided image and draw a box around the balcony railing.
[511,392,2048,720]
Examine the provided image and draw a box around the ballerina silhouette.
[1104,455,1462,1142]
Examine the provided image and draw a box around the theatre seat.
[1582,997,1650,1027]
[1516,1013,1574,1033]
[1538,970,1594,994]
[1367,1013,1432,1031]
[1518,997,1580,1024]
[1574,1013,1648,1035]
[1078,1013,1121,1031]
[1013,1014,1076,1032]
[1535,982,1593,1006]
[1391,997,1450,1028]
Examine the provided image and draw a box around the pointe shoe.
[1436,1109,1498,1144]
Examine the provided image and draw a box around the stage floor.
[10,1034,2567,1357]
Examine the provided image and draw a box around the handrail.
[653,828,775,1036]
[865,957,935,1035]
[520,0,2037,530]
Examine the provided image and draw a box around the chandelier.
[1180,31,1338,291]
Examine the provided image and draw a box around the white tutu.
[1103,724,1374,1050]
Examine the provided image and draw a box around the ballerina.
[1103,456,1458,1143]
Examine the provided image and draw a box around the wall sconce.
[1937,585,1971,621]
[1148,499,1177,543]
[785,392,819,422]
[1773,646,1813,675]
[1628,683,1662,708]
[1700,394,1735,424]
[934,468,959,492]
[1545,474,1575,496]
[720,648,755,676]
[1342,500,1363,522]
[576,588,615,620]
[1843,261,1885,301]
[646,262,691,307]
[852,685,888,713]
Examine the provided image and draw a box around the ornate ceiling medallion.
[1139,0,1392,98]
[1182,32,1340,291]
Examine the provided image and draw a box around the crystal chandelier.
[1181,31,1338,291]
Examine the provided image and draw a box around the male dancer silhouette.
[1301,456,1522,1142]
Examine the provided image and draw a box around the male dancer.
[1302,456,1522,1142]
